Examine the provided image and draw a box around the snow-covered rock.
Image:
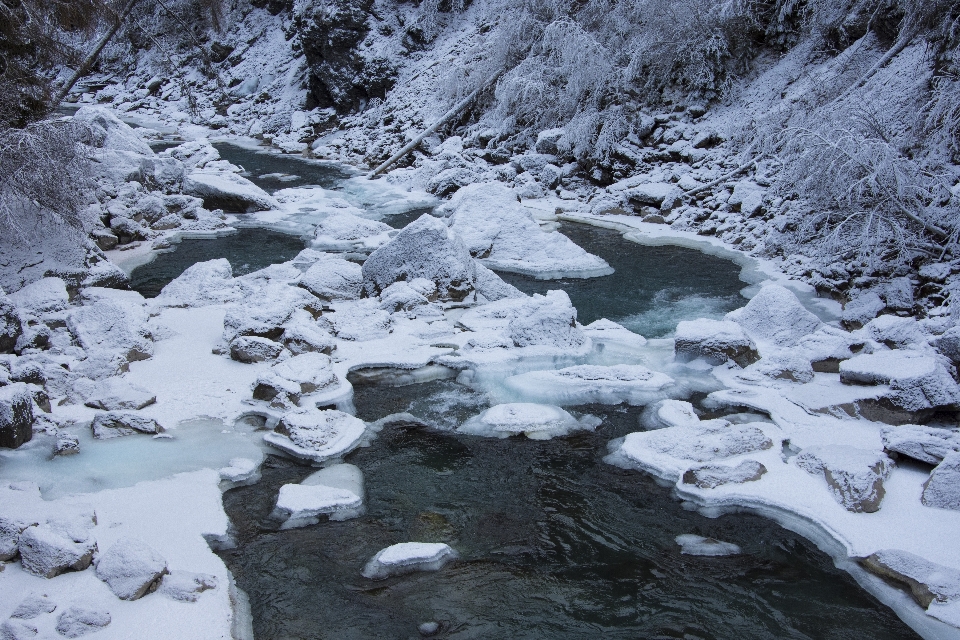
[263,408,367,464]
[55,604,111,638]
[8,278,69,315]
[842,291,885,328]
[18,524,97,578]
[271,464,365,528]
[95,537,168,600]
[361,542,458,580]
[859,549,960,618]
[674,319,757,366]
[222,283,322,343]
[681,459,767,489]
[310,212,394,251]
[458,403,600,440]
[921,452,960,511]
[621,182,677,207]
[0,288,22,353]
[153,259,241,309]
[183,171,278,212]
[0,516,32,561]
[91,412,163,439]
[297,255,362,301]
[218,457,261,490]
[839,351,960,416]
[504,364,675,406]
[252,352,338,407]
[443,183,610,277]
[1,619,38,639]
[67,291,153,379]
[10,594,57,619]
[158,571,219,603]
[738,352,814,384]
[0,382,34,449]
[675,534,741,556]
[55,433,80,457]
[74,107,155,183]
[725,284,822,348]
[794,445,892,513]
[881,425,960,464]
[362,214,476,302]
[377,281,432,314]
[474,263,525,302]
[324,299,392,341]
[83,378,156,411]
[861,315,929,350]
[639,399,701,430]
[229,336,284,363]
[281,318,336,355]
[729,180,764,216]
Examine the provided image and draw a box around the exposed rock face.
[682,459,767,489]
[674,319,758,366]
[921,452,960,511]
[95,537,169,600]
[794,445,892,513]
[295,0,396,113]
[0,382,34,449]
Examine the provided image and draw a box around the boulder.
[0,620,38,640]
[740,352,814,383]
[682,459,767,489]
[153,259,241,309]
[264,408,367,464]
[158,571,219,602]
[361,214,476,302]
[271,464,365,528]
[879,277,914,311]
[794,445,892,513]
[252,352,338,406]
[324,299,392,341]
[361,542,458,580]
[91,412,163,439]
[504,364,675,406]
[0,288,23,353]
[935,326,960,364]
[95,537,168,600]
[67,293,152,378]
[861,315,928,350]
[297,256,363,301]
[725,285,822,348]
[921,452,960,511]
[10,594,57,619]
[182,171,278,212]
[881,425,960,464]
[840,351,960,418]
[639,399,701,430]
[222,283,322,343]
[83,378,156,411]
[674,319,758,367]
[474,263,525,302]
[0,515,34,561]
[842,291,885,329]
[728,181,764,216]
[675,534,741,556]
[624,182,677,207]
[458,403,600,440]
[229,336,284,363]
[218,457,261,490]
[55,604,111,638]
[859,549,960,610]
[0,383,34,449]
[8,278,69,315]
[280,320,336,355]
[507,290,587,350]
[535,128,567,155]
[310,212,394,252]
[18,524,96,578]
[55,433,80,457]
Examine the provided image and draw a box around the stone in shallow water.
[459,403,600,440]
[794,445,891,513]
[264,409,367,464]
[271,464,365,529]
[361,542,458,580]
[675,534,741,557]
[682,459,767,489]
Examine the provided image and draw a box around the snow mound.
[681,459,767,489]
[725,284,822,349]
[794,445,892,513]
[675,534,741,557]
[504,364,675,406]
[639,399,701,430]
[153,259,241,308]
[922,452,960,511]
[183,171,278,212]
[95,537,168,601]
[458,403,599,440]
[361,542,458,580]
[264,408,367,464]
[8,278,69,315]
[674,319,757,367]
[296,255,363,301]
[310,212,394,252]
[271,464,365,528]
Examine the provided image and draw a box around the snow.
[182,171,278,213]
[640,399,701,430]
[296,255,363,301]
[152,260,242,309]
[503,364,675,406]
[674,318,757,366]
[271,464,365,528]
[458,403,600,440]
[361,542,458,580]
[309,211,395,252]
[725,284,822,350]
[8,278,70,316]
[95,537,168,601]
[794,445,893,513]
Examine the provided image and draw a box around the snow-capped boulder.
[222,283,323,343]
[55,433,80,457]
[91,412,163,439]
[55,604,111,638]
[861,315,929,350]
[68,289,153,378]
[362,214,476,302]
[639,399,701,430]
[794,445,892,513]
[739,352,814,384]
[218,457,261,490]
[607,419,773,481]
[935,325,960,364]
[880,277,914,312]
[0,516,33,561]
[8,278,69,316]
[459,403,600,440]
[582,319,647,351]
[681,459,767,489]
[324,299,392,342]
[74,107,155,183]
[271,464,365,529]
[229,336,284,363]
[504,364,675,406]
[795,327,860,372]
[506,290,586,350]
[0,288,22,353]
[674,319,757,366]
[839,351,960,418]
[83,378,156,411]
[10,594,57,619]
[622,182,677,207]
[158,571,219,603]
[95,537,168,600]
[253,352,338,406]
[280,318,336,355]
[183,171,278,212]
[310,212,394,251]
[842,291,885,329]
[153,259,241,308]
[377,281,431,314]
[725,285,822,348]
[443,183,610,277]
[297,255,363,301]
[881,425,960,464]
[0,382,34,449]
[18,524,97,578]
[264,408,367,464]
[361,542,458,580]
[474,263,525,302]
[859,550,960,614]
[675,534,741,557]
[729,180,764,216]
[1,619,39,640]
[921,452,960,511]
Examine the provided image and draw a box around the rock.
[8,278,69,315]
[264,408,367,464]
[158,571,219,602]
[229,336,284,363]
[55,604,111,638]
[728,181,764,216]
[91,412,163,439]
[362,214,476,302]
[427,167,477,197]
[95,537,168,600]
[639,399,701,430]
[507,290,587,350]
[418,621,441,637]
[881,425,960,464]
[859,549,960,610]
[675,534,741,556]
[182,171,278,212]
[935,326,960,364]
[222,283,322,343]
[310,212,394,252]
[11,594,57,619]
[842,291,886,329]
[879,277,914,311]
[535,128,567,155]
[153,259,241,308]
[682,459,767,489]
[83,378,156,410]
[361,542,458,580]
[271,464,365,528]
[297,256,363,301]
[726,285,822,348]
[794,445,892,513]
[324,299,393,341]
[0,620,37,640]
[280,320,336,355]
[442,183,610,277]
[0,383,34,449]
[921,452,960,511]
[218,457,261,489]
[459,403,600,440]
[253,352,338,406]
[861,315,928,350]
[378,281,433,315]
[0,289,23,354]
[795,327,860,372]
[624,182,677,207]
[504,364,675,406]
[740,352,815,383]
[674,319,758,367]
[54,433,81,457]
[18,524,96,578]
[0,516,34,561]
[67,292,152,378]
[839,351,960,417]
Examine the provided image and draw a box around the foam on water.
[614,290,744,338]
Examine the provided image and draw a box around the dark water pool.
[129,228,306,298]
[212,142,356,192]
[218,379,918,640]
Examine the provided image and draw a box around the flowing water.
[121,143,917,639]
